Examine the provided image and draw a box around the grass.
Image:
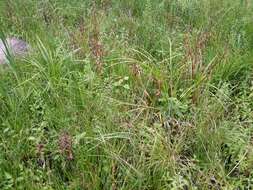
[0,0,253,189]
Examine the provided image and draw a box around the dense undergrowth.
[0,0,253,189]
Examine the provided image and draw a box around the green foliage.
[0,0,253,189]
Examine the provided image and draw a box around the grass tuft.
[0,0,253,189]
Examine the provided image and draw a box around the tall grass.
[0,0,253,189]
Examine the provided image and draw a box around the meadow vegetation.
[0,0,253,189]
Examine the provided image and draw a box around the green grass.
[0,0,253,189]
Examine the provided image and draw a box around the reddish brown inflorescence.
[58,132,74,161]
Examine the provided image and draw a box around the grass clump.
[0,0,253,189]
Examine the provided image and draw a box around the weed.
[0,0,253,189]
